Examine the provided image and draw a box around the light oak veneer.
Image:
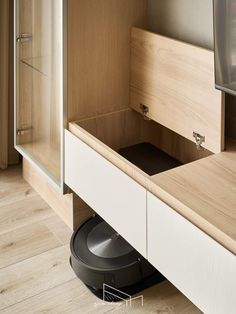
[67,0,147,121]
[130,28,224,153]
[150,139,236,255]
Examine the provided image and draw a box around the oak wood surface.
[0,279,200,314]
[130,28,224,153]
[23,158,93,230]
[0,196,54,236]
[71,109,210,174]
[0,222,61,269]
[150,138,236,255]
[67,0,147,121]
[0,245,75,310]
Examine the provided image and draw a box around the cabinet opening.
[118,143,182,176]
[69,108,212,179]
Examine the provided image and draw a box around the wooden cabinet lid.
[130,28,224,153]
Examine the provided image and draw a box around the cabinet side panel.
[147,192,236,314]
[67,0,147,121]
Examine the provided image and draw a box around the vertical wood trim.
[67,0,147,121]
[0,0,10,169]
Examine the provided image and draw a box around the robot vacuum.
[70,215,165,302]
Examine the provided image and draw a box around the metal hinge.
[193,132,205,150]
[140,104,150,120]
[16,33,32,44]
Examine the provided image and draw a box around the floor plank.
[0,167,36,208]
[0,279,102,314]
[0,245,75,310]
[0,220,62,269]
[0,195,54,236]
[0,278,202,314]
[42,215,72,245]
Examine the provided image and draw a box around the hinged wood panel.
[130,28,224,153]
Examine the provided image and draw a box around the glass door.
[14,0,64,187]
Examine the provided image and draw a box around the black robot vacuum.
[70,215,165,302]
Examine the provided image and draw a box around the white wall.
[148,0,214,49]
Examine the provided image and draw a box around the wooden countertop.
[149,138,236,255]
[70,121,236,255]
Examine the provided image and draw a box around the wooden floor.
[0,166,201,313]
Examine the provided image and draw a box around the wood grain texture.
[20,141,60,183]
[0,245,75,310]
[0,221,61,269]
[72,194,94,230]
[77,107,211,164]
[67,0,147,121]
[23,158,74,228]
[0,279,201,314]
[0,0,10,169]
[0,166,36,208]
[70,109,210,191]
[150,140,236,255]
[142,118,212,164]
[0,195,53,236]
[130,27,224,153]
[23,158,93,230]
[77,109,145,150]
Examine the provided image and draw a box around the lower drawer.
[65,130,147,257]
[147,192,236,314]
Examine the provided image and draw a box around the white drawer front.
[147,192,236,314]
[65,130,147,257]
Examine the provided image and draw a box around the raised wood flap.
[130,28,224,153]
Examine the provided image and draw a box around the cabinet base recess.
[70,215,165,302]
[118,142,182,176]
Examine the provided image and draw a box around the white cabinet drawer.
[147,192,236,314]
[65,130,147,257]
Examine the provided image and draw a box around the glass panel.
[214,0,236,95]
[15,0,63,185]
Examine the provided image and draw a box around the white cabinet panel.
[147,192,236,314]
[65,130,147,257]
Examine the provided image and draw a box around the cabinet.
[147,192,236,314]
[64,25,224,244]
[14,0,65,188]
[14,0,147,192]
[15,1,235,312]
